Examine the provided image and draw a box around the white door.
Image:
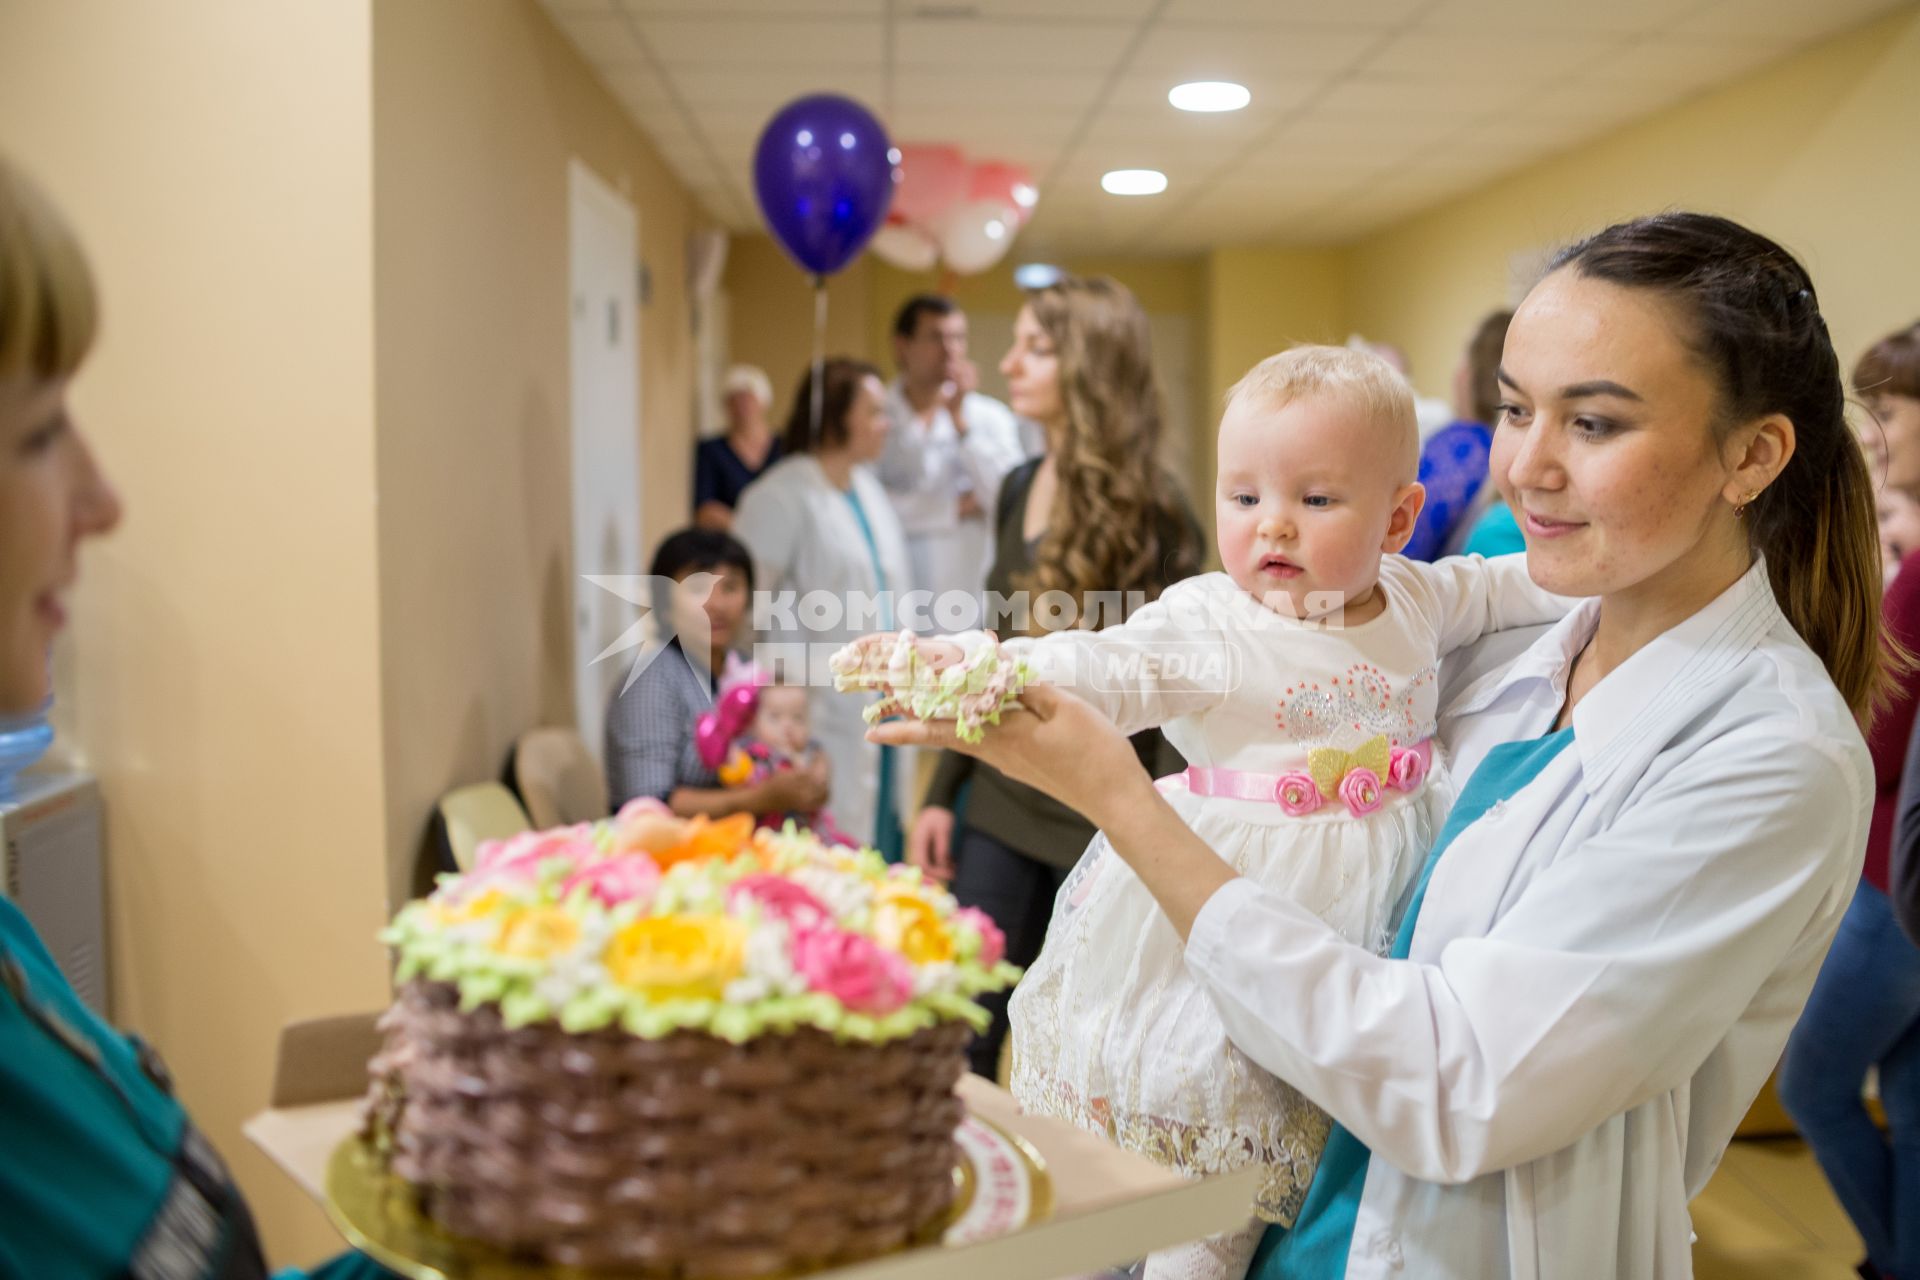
[569,159,642,765]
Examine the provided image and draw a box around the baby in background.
[843,345,1570,1279]
[698,669,853,846]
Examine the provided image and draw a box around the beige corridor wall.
[0,0,389,1265]
[1344,4,1920,400]
[373,0,704,910]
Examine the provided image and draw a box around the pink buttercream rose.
[473,826,597,882]
[616,796,673,824]
[1274,772,1324,817]
[727,874,833,929]
[561,852,662,907]
[1388,746,1429,792]
[952,906,1006,967]
[790,927,914,1015]
[1338,767,1384,817]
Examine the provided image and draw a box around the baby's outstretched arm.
[1397,552,1581,657]
[841,577,1233,737]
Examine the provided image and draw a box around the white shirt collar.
[1451,556,1784,792]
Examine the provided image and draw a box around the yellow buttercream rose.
[495,907,583,960]
[872,887,954,965]
[604,916,746,1000]
[432,887,507,927]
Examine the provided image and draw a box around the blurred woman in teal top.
[0,156,391,1279]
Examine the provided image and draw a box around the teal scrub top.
[0,893,390,1279]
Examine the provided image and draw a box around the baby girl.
[841,345,1569,1277]
[698,665,852,846]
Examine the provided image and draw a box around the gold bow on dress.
[1307,733,1391,797]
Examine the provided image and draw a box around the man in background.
[878,295,1026,609]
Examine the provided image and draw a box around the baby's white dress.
[994,555,1566,1276]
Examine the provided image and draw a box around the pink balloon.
[892,144,969,227]
[870,220,940,272]
[968,161,1038,224]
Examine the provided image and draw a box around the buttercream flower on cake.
[872,885,955,964]
[790,927,914,1015]
[604,916,747,1000]
[561,853,662,908]
[727,873,833,930]
[951,907,1006,967]
[496,906,585,960]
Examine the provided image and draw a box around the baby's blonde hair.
[1226,344,1419,481]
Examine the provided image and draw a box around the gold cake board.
[247,1013,1261,1280]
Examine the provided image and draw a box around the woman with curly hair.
[911,275,1204,1078]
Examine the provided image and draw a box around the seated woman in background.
[603,526,827,821]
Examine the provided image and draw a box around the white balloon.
[936,199,1020,275]
[869,222,940,272]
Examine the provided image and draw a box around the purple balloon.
[753,94,897,278]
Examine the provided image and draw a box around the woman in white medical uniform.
[872,212,1882,1278]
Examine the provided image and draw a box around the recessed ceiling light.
[1014,263,1063,289]
[1169,81,1251,112]
[1101,169,1167,196]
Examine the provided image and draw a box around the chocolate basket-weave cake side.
[366,810,1017,1277]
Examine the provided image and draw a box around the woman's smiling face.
[1490,268,1750,603]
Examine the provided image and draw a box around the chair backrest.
[512,727,610,829]
[436,782,531,871]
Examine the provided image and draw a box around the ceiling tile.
[1583,36,1794,87]
[895,19,1136,70]
[669,65,883,108]
[637,18,882,65]
[622,0,883,13]
[1364,29,1622,80]
[1312,73,1531,118]
[1159,0,1428,26]
[554,12,648,66]
[890,69,1108,109]
[932,0,1156,15]
[1670,0,1907,41]
[1130,22,1385,78]
[1420,0,1686,36]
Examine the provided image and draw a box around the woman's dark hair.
[1464,308,1513,427]
[1551,211,1885,716]
[782,356,882,455]
[1853,319,1920,402]
[647,527,753,627]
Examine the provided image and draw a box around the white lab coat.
[1182,557,1869,1277]
[877,380,1026,605]
[732,454,915,849]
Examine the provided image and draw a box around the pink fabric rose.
[1275,772,1324,817]
[790,927,914,1015]
[1388,746,1429,792]
[727,874,834,929]
[952,906,1006,967]
[1338,767,1384,817]
[561,852,662,907]
[473,827,597,882]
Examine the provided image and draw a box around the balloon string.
[810,274,828,448]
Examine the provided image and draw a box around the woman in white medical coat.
[873,213,1883,1278]
[734,357,913,857]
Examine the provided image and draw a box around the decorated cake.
[363,804,1019,1275]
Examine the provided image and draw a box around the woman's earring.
[1734,489,1760,519]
